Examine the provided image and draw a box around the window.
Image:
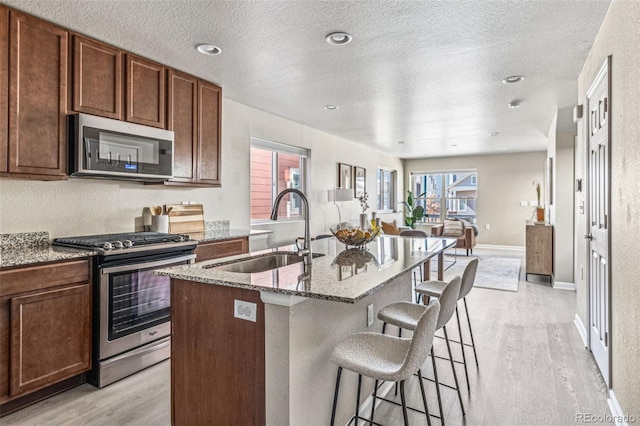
[250,137,309,221]
[410,171,478,223]
[376,168,397,212]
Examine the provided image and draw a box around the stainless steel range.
[53,232,197,387]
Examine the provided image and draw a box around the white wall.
[404,152,546,247]
[0,98,403,242]
[576,0,640,417]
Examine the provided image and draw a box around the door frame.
[584,56,612,387]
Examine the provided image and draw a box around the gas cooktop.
[53,232,196,255]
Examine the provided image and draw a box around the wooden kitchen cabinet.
[0,259,92,410]
[165,71,222,186]
[167,69,198,182]
[195,237,248,262]
[72,35,123,120]
[4,10,68,179]
[197,80,222,185]
[125,54,165,129]
[526,224,554,281]
[0,6,7,174]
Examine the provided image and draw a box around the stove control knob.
[178,235,185,242]
[113,241,124,249]
[123,240,133,248]
[102,242,113,251]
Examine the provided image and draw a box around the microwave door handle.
[101,254,196,274]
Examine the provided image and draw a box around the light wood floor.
[3,249,611,425]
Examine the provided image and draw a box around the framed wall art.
[354,166,366,198]
[338,163,352,189]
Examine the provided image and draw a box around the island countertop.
[156,235,456,303]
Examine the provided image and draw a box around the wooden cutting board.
[166,204,205,234]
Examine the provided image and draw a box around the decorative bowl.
[330,226,381,247]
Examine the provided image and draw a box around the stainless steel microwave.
[69,113,174,181]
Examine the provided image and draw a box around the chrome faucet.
[270,188,312,265]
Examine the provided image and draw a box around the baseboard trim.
[574,314,588,347]
[607,389,631,426]
[475,244,525,251]
[344,381,395,426]
[553,281,576,291]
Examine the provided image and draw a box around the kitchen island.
[157,235,456,425]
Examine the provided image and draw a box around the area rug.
[440,254,521,292]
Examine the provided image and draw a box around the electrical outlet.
[520,200,528,207]
[529,200,537,207]
[367,304,374,327]
[485,224,490,230]
[234,300,257,322]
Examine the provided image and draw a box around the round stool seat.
[377,301,425,331]
[415,279,447,298]
[331,333,412,382]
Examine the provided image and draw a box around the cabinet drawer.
[0,259,91,297]
[195,238,248,262]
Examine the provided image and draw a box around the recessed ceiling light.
[508,100,523,108]
[325,32,352,45]
[397,140,406,144]
[324,105,339,110]
[450,144,458,147]
[502,75,524,84]
[196,44,221,56]
[489,132,501,137]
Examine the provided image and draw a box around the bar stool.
[398,229,429,300]
[330,301,441,426]
[416,258,480,392]
[377,276,464,425]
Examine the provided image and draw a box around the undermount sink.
[205,252,322,274]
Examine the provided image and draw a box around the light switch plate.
[234,300,257,322]
[520,201,528,207]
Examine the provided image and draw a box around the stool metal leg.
[443,326,465,416]
[399,380,409,426]
[330,367,342,426]
[417,368,431,426]
[455,305,471,391]
[430,347,445,426]
[395,327,402,396]
[463,297,479,368]
[382,322,387,334]
[355,374,362,426]
[370,379,379,423]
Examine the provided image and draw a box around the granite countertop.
[156,235,457,303]
[0,232,96,269]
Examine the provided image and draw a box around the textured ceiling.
[4,0,611,159]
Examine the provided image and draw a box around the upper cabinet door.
[72,35,122,120]
[8,11,68,177]
[125,54,165,128]
[197,80,222,186]
[167,69,197,182]
[0,6,8,173]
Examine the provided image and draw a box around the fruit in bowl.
[330,226,381,247]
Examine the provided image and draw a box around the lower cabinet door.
[9,284,91,396]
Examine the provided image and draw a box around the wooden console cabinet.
[525,224,554,282]
[0,259,92,413]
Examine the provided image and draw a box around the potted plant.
[401,190,426,229]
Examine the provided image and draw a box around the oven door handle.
[101,254,196,274]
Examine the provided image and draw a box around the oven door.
[99,253,195,360]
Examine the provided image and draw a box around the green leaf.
[413,205,425,220]
[406,191,414,207]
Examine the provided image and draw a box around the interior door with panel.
[586,57,611,386]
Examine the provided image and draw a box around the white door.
[586,58,611,386]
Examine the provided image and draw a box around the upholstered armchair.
[431,220,477,255]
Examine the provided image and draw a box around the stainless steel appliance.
[69,113,174,181]
[53,232,197,387]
